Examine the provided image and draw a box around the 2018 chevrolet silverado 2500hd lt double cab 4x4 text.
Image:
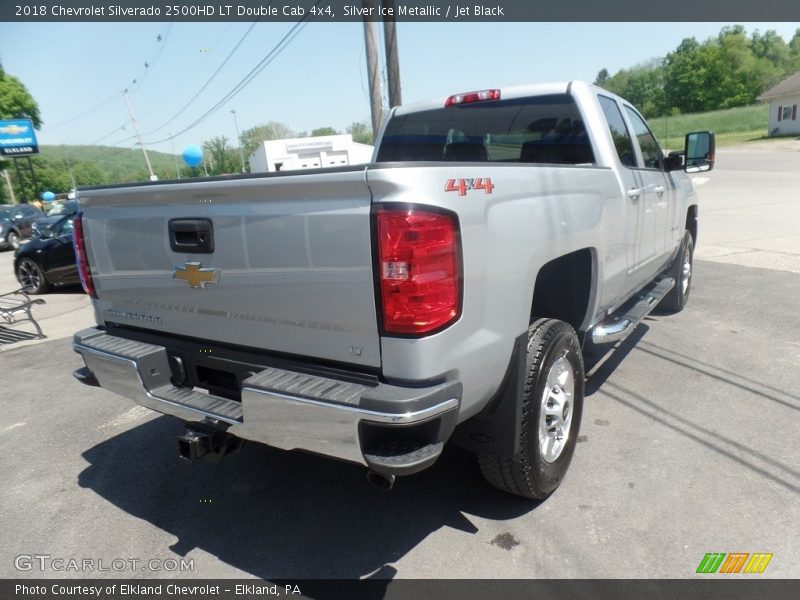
[72,81,714,499]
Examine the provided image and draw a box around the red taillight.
[445,89,500,107]
[72,212,97,298]
[375,207,461,335]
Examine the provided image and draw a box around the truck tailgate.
[78,169,380,368]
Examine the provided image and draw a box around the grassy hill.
[651,104,770,151]
[39,144,181,184]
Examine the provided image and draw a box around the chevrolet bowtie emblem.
[173,262,220,289]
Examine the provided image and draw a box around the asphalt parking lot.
[0,142,798,580]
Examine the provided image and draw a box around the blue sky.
[1,21,798,157]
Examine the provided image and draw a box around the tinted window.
[59,218,75,237]
[624,106,663,169]
[377,94,594,165]
[19,205,43,217]
[46,201,78,217]
[598,95,637,167]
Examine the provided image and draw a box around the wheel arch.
[686,204,698,246]
[529,247,597,334]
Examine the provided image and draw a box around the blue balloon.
[42,191,55,201]
[182,144,204,167]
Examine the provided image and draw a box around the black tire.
[6,230,20,251]
[478,319,584,500]
[660,230,694,312]
[16,258,49,294]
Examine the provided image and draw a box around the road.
[0,143,798,581]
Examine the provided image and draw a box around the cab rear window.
[377,94,594,165]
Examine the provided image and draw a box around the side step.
[363,441,445,477]
[590,277,675,345]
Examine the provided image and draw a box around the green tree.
[72,161,106,186]
[310,126,339,137]
[788,28,800,70]
[714,26,781,108]
[594,68,610,86]
[0,61,43,202]
[751,30,790,67]
[203,135,237,175]
[347,120,373,145]
[603,58,667,117]
[664,37,720,113]
[0,62,42,128]
[239,121,295,159]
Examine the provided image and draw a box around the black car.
[14,214,80,294]
[0,203,45,251]
[32,200,79,239]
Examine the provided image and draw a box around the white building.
[759,71,800,136]
[249,134,374,173]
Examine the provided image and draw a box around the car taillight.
[375,206,461,335]
[72,212,97,298]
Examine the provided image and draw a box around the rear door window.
[623,106,664,169]
[378,94,595,165]
[598,95,637,168]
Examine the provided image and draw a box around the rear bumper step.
[73,328,460,474]
[590,277,675,345]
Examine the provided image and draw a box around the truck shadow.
[584,324,650,396]
[77,417,535,583]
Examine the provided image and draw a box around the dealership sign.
[0,119,39,157]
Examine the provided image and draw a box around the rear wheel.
[478,319,584,500]
[6,230,20,251]
[17,258,49,294]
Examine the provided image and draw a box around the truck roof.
[392,81,593,117]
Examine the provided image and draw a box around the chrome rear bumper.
[73,328,460,472]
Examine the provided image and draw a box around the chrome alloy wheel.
[7,231,20,250]
[682,252,692,295]
[17,259,41,292]
[538,355,574,463]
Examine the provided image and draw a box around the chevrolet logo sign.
[0,124,28,135]
[173,262,220,289]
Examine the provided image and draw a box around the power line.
[127,22,174,92]
[88,123,129,145]
[138,19,260,137]
[41,92,124,132]
[44,25,172,137]
[146,7,319,145]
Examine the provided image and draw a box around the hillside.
[39,144,181,183]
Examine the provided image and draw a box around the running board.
[590,277,675,345]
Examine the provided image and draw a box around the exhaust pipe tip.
[367,470,396,491]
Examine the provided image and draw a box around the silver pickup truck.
[72,81,714,499]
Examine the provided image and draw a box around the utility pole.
[61,145,77,191]
[230,109,246,173]
[123,89,157,181]
[362,0,384,140]
[0,163,17,204]
[169,134,181,179]
[382,0,402,108]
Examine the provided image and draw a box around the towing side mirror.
[685,131,715,173]
[664,151,684,171]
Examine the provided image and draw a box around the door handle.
[168,218,214,254]
[626,188,643,200]
[654,185,666,196]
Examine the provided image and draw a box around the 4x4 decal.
[445,178,495,196]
